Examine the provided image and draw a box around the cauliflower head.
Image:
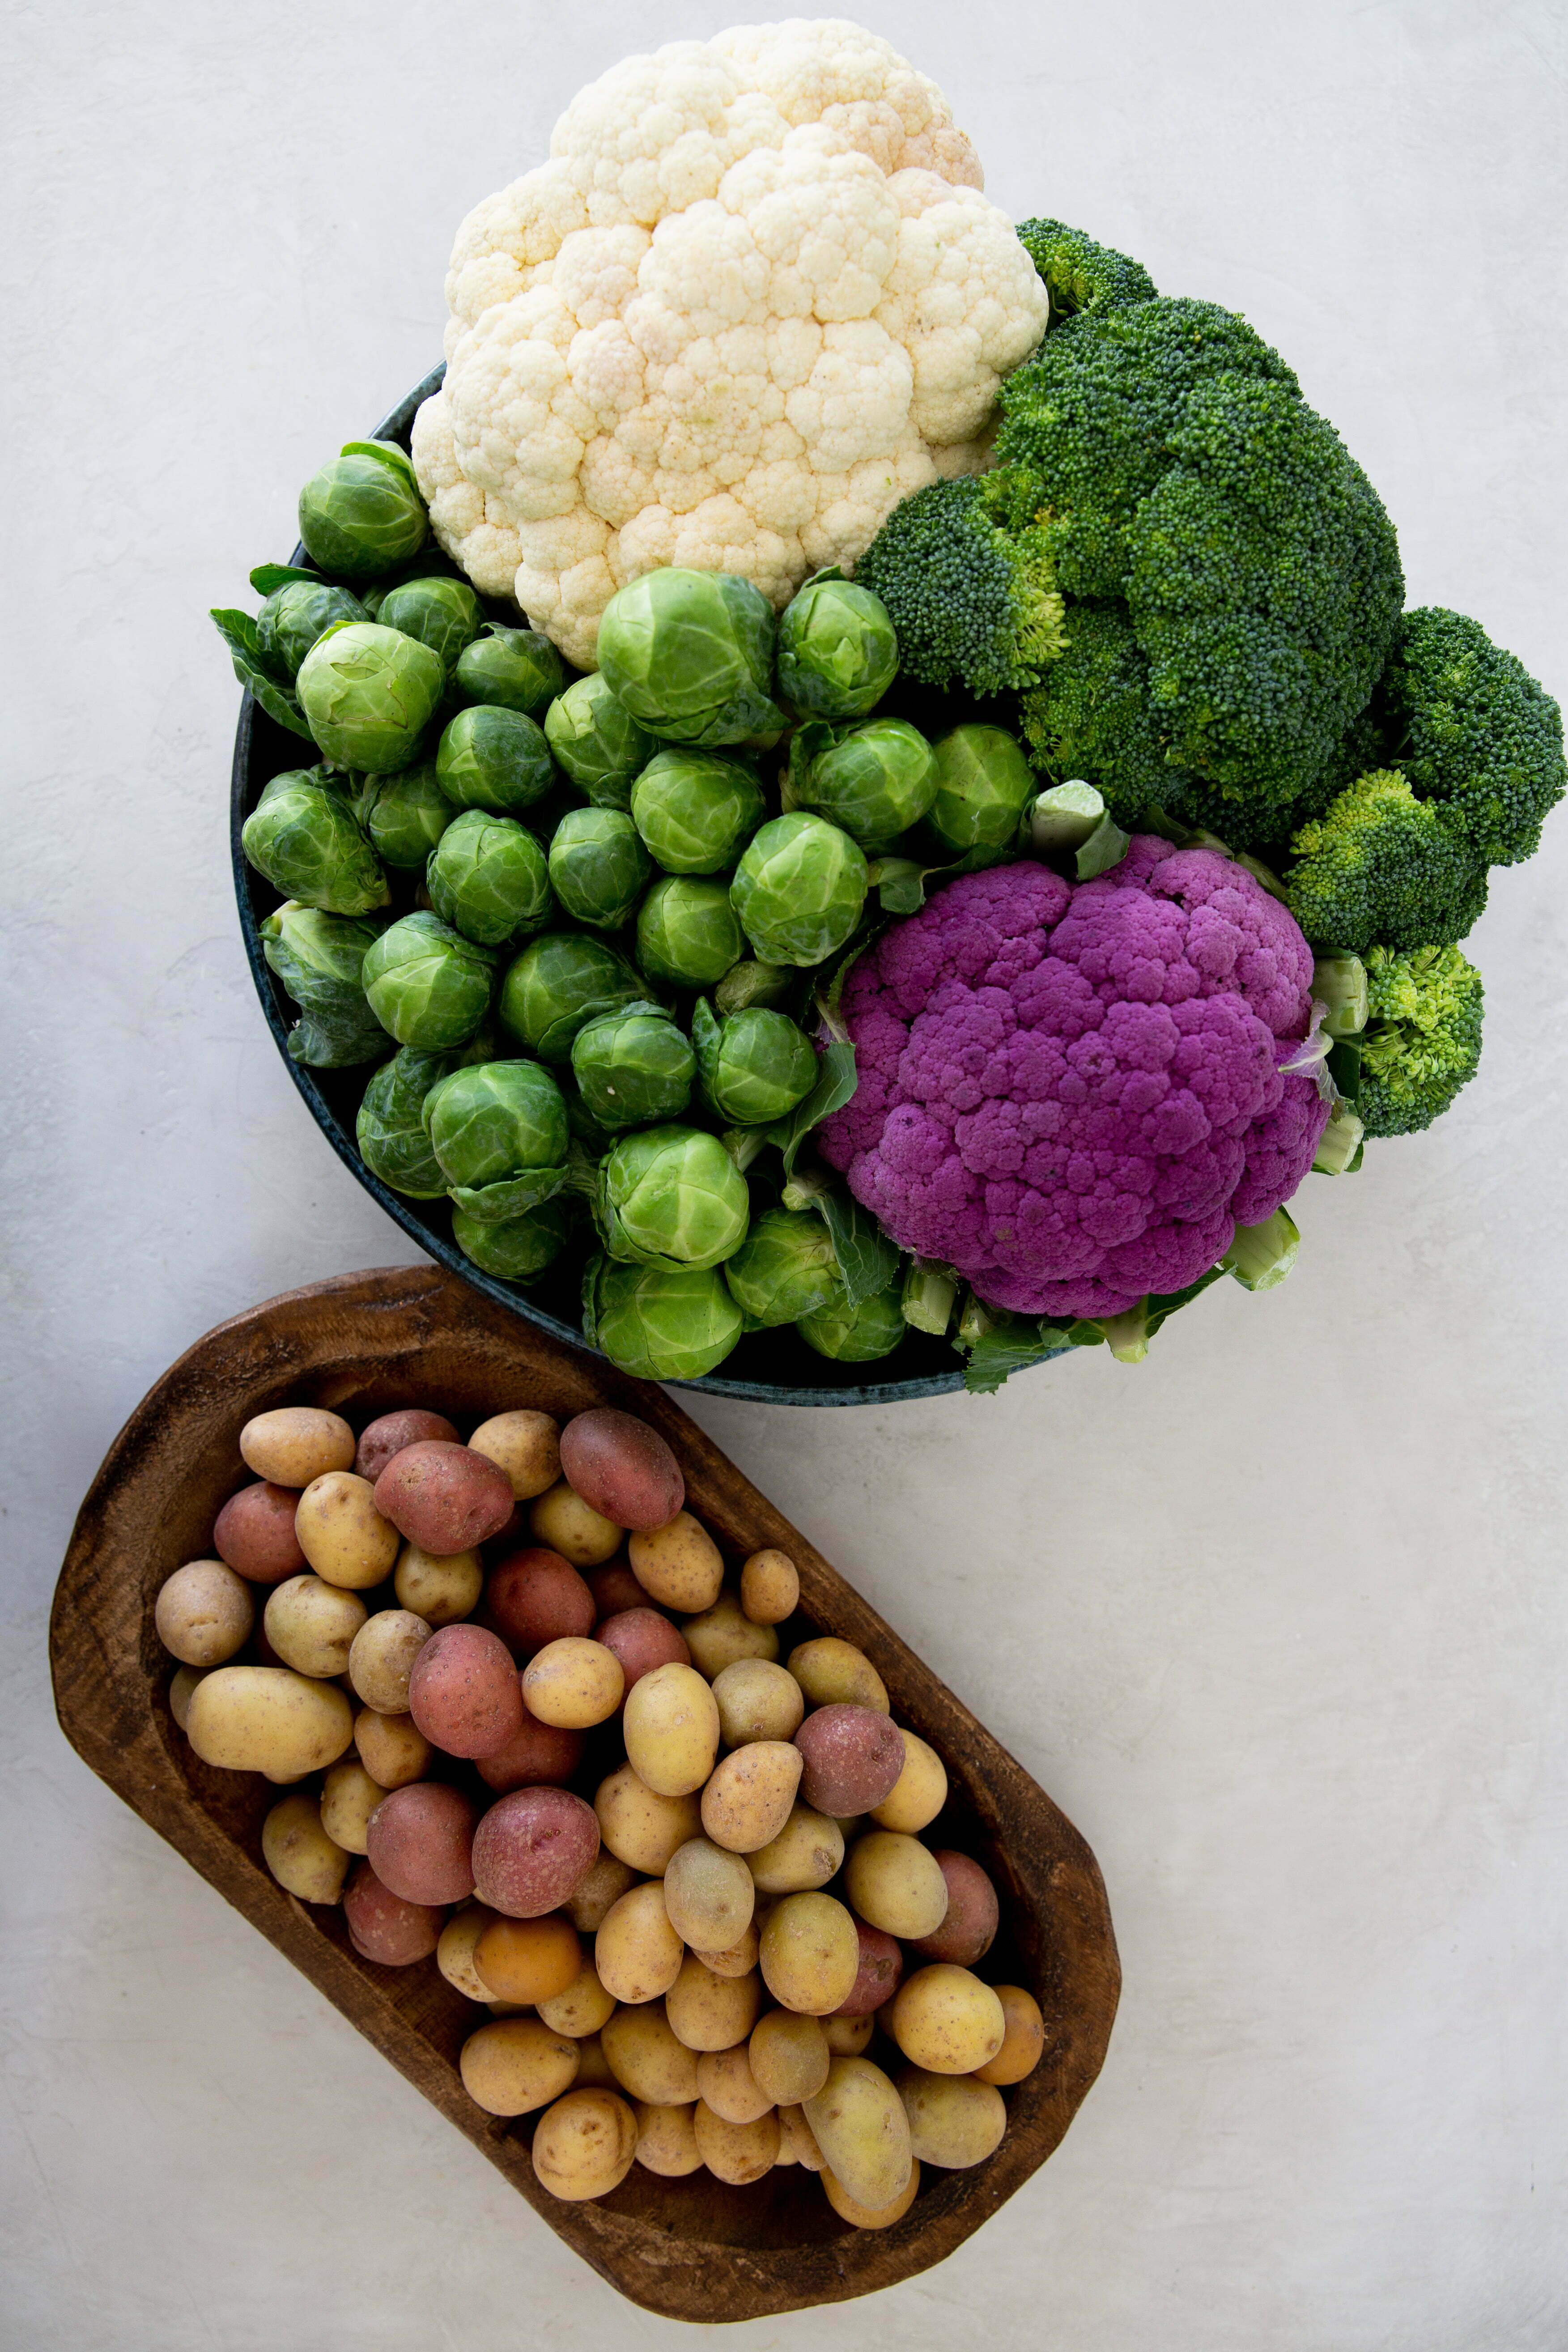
[412,20,1050,665]
[820,841,1330,1319]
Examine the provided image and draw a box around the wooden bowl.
[50,1264,1118,2323]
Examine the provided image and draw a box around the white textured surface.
[5,4,1568,2346]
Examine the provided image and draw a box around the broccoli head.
[1014,216,1158,323]
[853,476,1067,700]
[1285,769,1489,951]
[1378,607,1565,867]
[1018,598,1184,820]
[1357,942,1483,1136]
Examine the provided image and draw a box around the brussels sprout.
[456,625,565,715]
[422,1059,569,1220]
[571,1002,695,1131]
[692,998,816,1125]
[297,446,429,579]
[375,575,485,675]
[437,703,556,812]
[255,580,368,679]
[356,1046,457,1197]
[599,1125,750,1272]
[295,622,444,774]
[362,911,497,1048]
[548,808,652,930]
[427,810,552,947]
[630,749,765,875]
[925,724,1037,854]
[499,932,644,1062]
[543,672,655,808]
[730,813,868,967]
[596,569,785,747]
[636,875,744,989]
[795,717,937,850]
[242,768,391,914]
[259,901,390,1068]
[723,1207,844,1327]
[353,761,457,870]
[714,959,796,1015]
[777,574,899,719]
[452,1195,575,1282]
[584,1255,745,1381]
[797,1281,906,1361]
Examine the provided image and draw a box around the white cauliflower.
[412,18,1050,666]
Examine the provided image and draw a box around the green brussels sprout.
[925,724,1036,854]
[259,901,391,1068]
[693,998,816,1124]
[297,446,429,579]
[584,1255,745,1381]
[730,813,868,966]
[427,811,552,947]
[598,1123,750,1272]
[295,622,444,774]
[637,875,744,988]
[255,580,368,679]
[548,808,652,930]
[499,931,644,1062]
[422,1058,569,1220]
[456,625,565,715]
[795,718,938,850]
[723,1207,844,1327]
[374,575,485,675]
[437,703,556,812]
[242,768,391,914]
[596,569,785,747]
[776,574,899,719]
[362,911,497,1048]
[571,1001,695,1131]
[356,1046,457,1196]
[630,749,765,875]
[353,761,457,870]
[797,1280,907,1362]
[543,673,656,808]
[452,1195,575,1281]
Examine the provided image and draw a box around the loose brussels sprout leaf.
[250,563,323,596]
[631,749,765,875]
[260,901,390,1066]
[722,1206,844,1327]
[583,1253,744,1381]
[242,770,390,914]
[597,569,785,747]
[692,999,817,1126]
[776,571,900,720]
[356,1046,458,1197]
[449,1167,571,1221]
[499,931,644,1063]
[636,875,744,990]
[795,716,938,851]
[797,1280,906,1363]
[437,703,556,812]
[354,761,457,871]
[296,622,445,774]
[452,1196,574,1282]
[298,451,428,579]
[544,672,655,807]
[428,810,553,947]
[375,576,485,676]
[598,1123,750,1272]
[571,1002,695,1131]
[925,724,1037,855]
[731,813,868,967]
[714,958,796,1015]
[362,911,497,1048]
[456,625,565,716]
[548,807,652,930]
[210,608,315,738]
[422,1059,569,1204]
[283,1009,392,1068]
[256,580,370,681]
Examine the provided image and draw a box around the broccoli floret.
[1020,600,1186,823]
[1357,942,1483,1136]
[1014,217,1157,323]
[1379,607,1566,866]
[1285,769,1489,951]
[853,476,1067,699]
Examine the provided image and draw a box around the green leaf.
[580,1251,606,1348]
[340,438,420,495]
[250,562,323,595]
[766,1040,857,1178]
[1142,1263,1226,1340]
[962,1318,1074,1395]
[210,608,314,740]
[448,1165,569,1223]
[814,1190,900,1310]
[871,842,1005,916]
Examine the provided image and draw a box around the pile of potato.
[157,1398,1044,2224]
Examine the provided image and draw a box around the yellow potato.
[600,2002,700,2104]
[974,1985,1046,2086]
[695,2040,773,2123]
[749,2008,830,2106]
[739,1548,799,1626]
[319,1758,387,1855]
[168,1664,207,1731]
[634,2101,703,2177]
[711,1658,805,1748]
[537,1960,618,2039]
[803,2056,912,2212]
[821,2157,921,2229]
[701,1741,803,1855]
[823,2012,875,2056]
[595,1764,702,1876]
[532,2088,638,2200]
[627,1512,723,1612]
[662,1838,755,1952]
[564,1851,637,1934]
[353,1707,430,1789]
[262,1795,351,1902]
[890,1965,1006,2075]
[394,1542,482,1626]
[680,1594,778,1680]
[897,2067,1007,2168]
[155,1560,253,1668]
[294,1472,400,1590]
[690,1922,761,1981]
[461,2017,579,2117]
[523,1637,625,1729]
[786,1637,888,1713]
[467,1409,561,1501]
[572,2033,615,2089]
[528,1480,621,1567]
[239,1405,355,1487]
[187,1667,353,1778]
[693,2099,779,2184]
[263,1575,367,1680]
[666,1957,761,2054]
[843,1831,949,1939]
[347,1608,431,1713]
[747,1805,844,1894]
[759,1893,859,2016]
[622,1662,720,1799]
[438,1903,500,2002]
[777,2102,824,2170]
[869,1729,948,1833]
[594,1883,685,2007]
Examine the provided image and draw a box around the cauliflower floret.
[415,19,1049,665]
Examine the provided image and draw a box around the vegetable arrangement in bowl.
[218,18,1564,1394]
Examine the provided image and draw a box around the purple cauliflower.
[820,838,1329,1319]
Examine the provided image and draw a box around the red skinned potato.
[595,1607,692,1690]
[485,1548,595,1658]
[374,1442,514,1556]
[366,1781,479,1906]
[212,1483,307,1585]
[408,1624,524,1759]
[587,1559,647,1620]
[836,1919,905,2016]
[343,1860,445,1965]
[794,1706,906,1818]
[472,1786,600,1919]
[355,1409,459,1484]
[476,1700,586,1795]
[909,1850,999,1965]
[560,1408,684,1532]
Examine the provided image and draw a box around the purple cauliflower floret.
[820,838,1329,1318]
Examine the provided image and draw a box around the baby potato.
[587,1559,647,1618]
[595,1606,691,1691]
[348,1608,432,1714]
[749,2008,830,2107]
[168,1664,207,1731]
[794,1705,905,1818]
[693,2100,779,2185]
[240,1405,355,1488]
[523,1637,625,1729]
[870,1728,948,1834]
[212,1482,308,1584]
[353,1707,430,1789]
[696,2039,773,2122]
[467,1409,561,1501]
[476,1703,586,1795]
[747,1805,844,1895]
[821,2157,921,2229]
[601,2001,699,2104]
[739,1548,799,1626]
[823,2012,875,2056]
[342,1860,443,1965]
[320,1758,387,1855]
[374,1441,515,1555]
[474,1913,582,2005]
[295,1473,400,1591]
[460,2016,579,2117]
[681,1594,779,1680]
[263,1575,367,1680]
[394,1542,482,1627]
[187,1667,353,1778]
[595,1764,703,1876]
[662,1837,755,1953]
[778,2102,824,2170]
[627,1513,723,1614]
[559,1407,684,1531]
[354,1409,459,1485]
[565,1851,637,1934]
[437,1902,499,2002]
[691,1922,761,1981]
[712,1659,804,1748]
[367,1781,478,1906]
[528,1480,622,1568]
[787,1637,888,1714]
[759,1893,860,2016]
[573,2033,615,2088]
[594,1883,685,2007]
[262,1794,350,1903]
[472,1786,601,1919]
[837,1919,904,2017]
[701,1741,802,1855]
[803,2055,912,2212]
[890,1965,1006,2075]
[484,1547,595,1658]
[155,1560,253,1668]
[898,2067,1007,2169]
[911,1850,999,1966]
[537,1960,617,2039]
[666,1956,761,2054]
[634,2101,703,2177]
[531,2088,638,2202]
[622,1662,720,1798]
[974,1985,1045,2086]
[408,1623,524,1759]
[844,1831,951,1941]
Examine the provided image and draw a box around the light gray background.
[5,3,1567,2345]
